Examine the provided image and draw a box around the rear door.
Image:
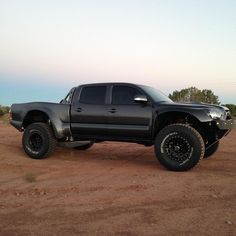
[70,85,109,137]
[106,85,153,138]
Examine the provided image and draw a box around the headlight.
[207,108,224,119]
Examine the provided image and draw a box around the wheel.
[204,141,219,158]
[22,122,57,159]
[155,124,205,171]
[73,141,94,150]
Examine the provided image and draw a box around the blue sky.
[0,0,235,105]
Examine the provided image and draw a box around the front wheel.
[22,122,57,159]
[155,124,205,171]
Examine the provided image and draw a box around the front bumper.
[215,119,234,130]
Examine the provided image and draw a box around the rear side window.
[112,86,141,105]
[79,86,106,105]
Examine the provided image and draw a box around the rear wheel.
[73,141,94,150]
[155,124,205,171]
[22,122,57,159]
[204,141,219,158]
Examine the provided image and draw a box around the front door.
[106,85,153,138]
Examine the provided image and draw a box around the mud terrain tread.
[38,123,57,157]
[155,123,205,171]
[23,122,57,159]
[169,123,205,160]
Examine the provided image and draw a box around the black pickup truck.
[10,83,234,171]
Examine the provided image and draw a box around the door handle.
[108,108,117,113]
[76,108,82,112]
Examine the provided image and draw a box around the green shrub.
[0,105,10,117]
[223,104,236,117]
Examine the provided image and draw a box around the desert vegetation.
[0,105,10,116]
[169,87,236,117]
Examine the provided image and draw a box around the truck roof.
[76,82,144,87]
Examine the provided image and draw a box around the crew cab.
[10,83,234,171]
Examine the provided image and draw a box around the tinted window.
[112,86,141,105]
[139,85,173,103]
[79,86,106,105]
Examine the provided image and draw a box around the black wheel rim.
[28,133,43,152]
[162,134,192,164]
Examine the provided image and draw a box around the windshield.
[139,85,173,103]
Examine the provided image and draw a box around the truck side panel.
[11,102,71,139]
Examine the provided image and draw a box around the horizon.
[1,80,235,106]
[0,0,236,106]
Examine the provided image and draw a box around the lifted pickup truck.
[10,83,234,171]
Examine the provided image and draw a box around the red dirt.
[0,123,235,236]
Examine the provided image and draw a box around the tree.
[223,104,236,117]
[169,87,220,104]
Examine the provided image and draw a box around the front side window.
[139,85,173,103]
[79,86,106,105]
[112,86,141,105]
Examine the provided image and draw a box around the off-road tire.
[74,141,94,150]
[22,122,57,159]
[204,141,219,158]
[155,124,205,171]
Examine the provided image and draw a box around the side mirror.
[134,95,148,103]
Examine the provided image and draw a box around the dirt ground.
[0,123,235,236]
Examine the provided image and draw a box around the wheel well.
[155,112,218,145]
[155,112,201,134]
[22,110,50,128]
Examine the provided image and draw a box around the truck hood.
[156,102,229,112]
[154,101,231,121]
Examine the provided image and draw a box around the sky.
[0,0,235,105]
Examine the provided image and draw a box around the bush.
[223,104,236,117]
[0,105,10,117]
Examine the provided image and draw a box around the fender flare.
[22,108,71,139]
